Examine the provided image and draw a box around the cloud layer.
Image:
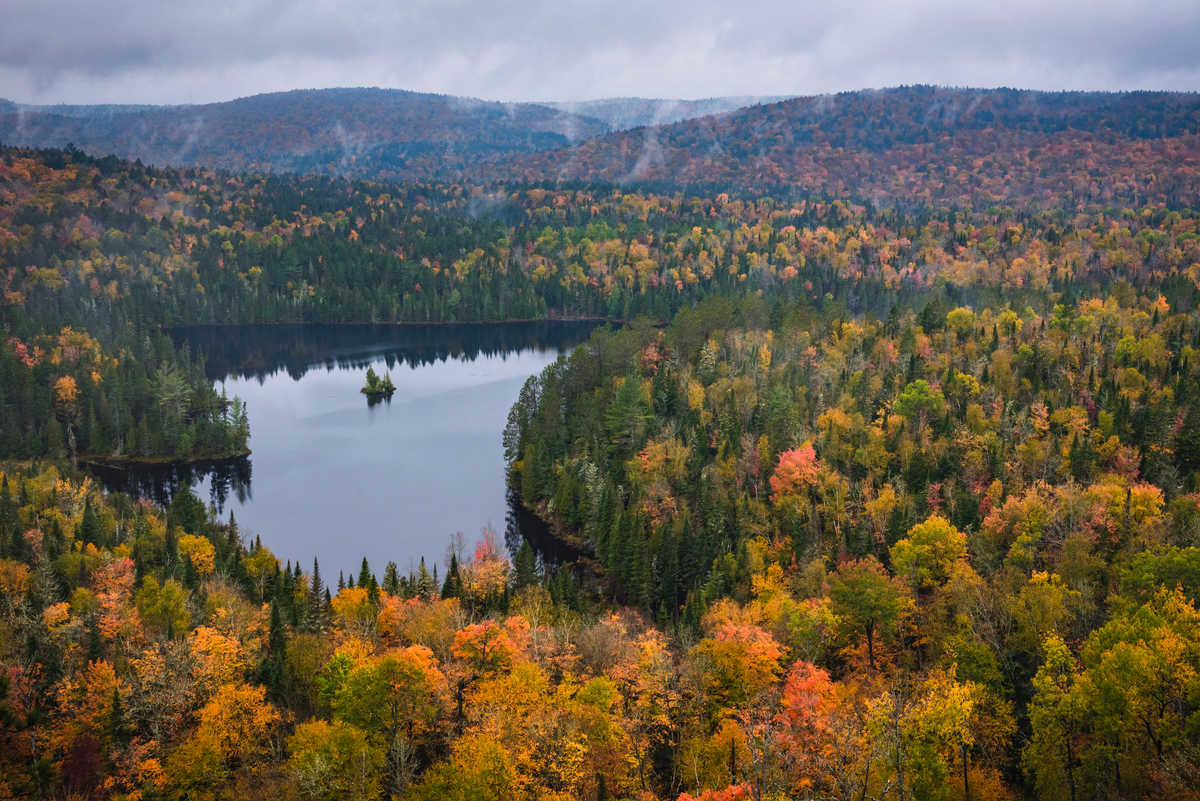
[2,0,1198,104]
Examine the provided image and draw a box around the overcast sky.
[1,0,1198,105]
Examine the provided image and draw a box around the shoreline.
[166,315,623,330]
[80,449,251,470]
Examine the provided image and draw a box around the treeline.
[8,145,1200,337]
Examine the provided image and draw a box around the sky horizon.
[2,0,1198,106]
[6,83,1200,109]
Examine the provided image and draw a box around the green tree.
[288,719,383,801]
[828,556,911,670]
[1024,635,1084,801]
[890,515,967,591]
[134,576,189,639]
[894,380,946,435]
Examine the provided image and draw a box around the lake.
[92,323,598,579]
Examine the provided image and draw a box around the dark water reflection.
[92,322,600,576]
[173,321,601,382]
[88,456,252,509]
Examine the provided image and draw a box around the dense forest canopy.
[2,82,1200,801]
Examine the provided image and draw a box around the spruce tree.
[86,616,103,662]
[307,558,324,630]
[80,498,102,547]
[416,557,436,600]
[383,561,401,595]
[513,541,539,590]
[441,552,462,598]
[259,600,288,695]
[107,686,133,746]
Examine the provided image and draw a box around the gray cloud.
[0,0,1197,104]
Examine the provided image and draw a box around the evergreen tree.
[416,557,436,600]
[182,554,198,590]
[79,498,102,547]
[441,552,462,598]
[383,561,401,595]
[1176,394,1200,482]
[307,558,325,630]
[86,616,103,662]
[107,686,133,747]
[513,541,539,590]
[1069,433,1095,482]
[259,600,288,695]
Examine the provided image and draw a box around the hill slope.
[546,95,790,129]
[503,86,1200,206]
[0,87,610,180]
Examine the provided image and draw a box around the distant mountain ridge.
[502,86,1200,206]
[546,95,792,130]
[0,87,613,179]
[3,102,165,118]
[0,87,779,182]
[2,85,1198,206]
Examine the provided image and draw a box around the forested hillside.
[505,87,1200,207]
[0,88,610,181]
[499,204,1200,798]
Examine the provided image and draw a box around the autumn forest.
[2,86,1200,801]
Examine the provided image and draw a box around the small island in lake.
[360,366,396,401]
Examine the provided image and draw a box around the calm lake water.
[93,323,597,578]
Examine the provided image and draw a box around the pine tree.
[226,512,239,551]
[183,554,198,589]
[0,475,13,558]
[164,523,179,571]
[1069,433,1094,481]
[441,552,462,598]
[416,557,436,600]
[383,561,401,595]
[513,541,539,590]
[307,558,324,631]
[86,616,103,662]
[107,686,133,746]
[80,498,102,547]
[259,600,288,695]
[1176,394,1200,481]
